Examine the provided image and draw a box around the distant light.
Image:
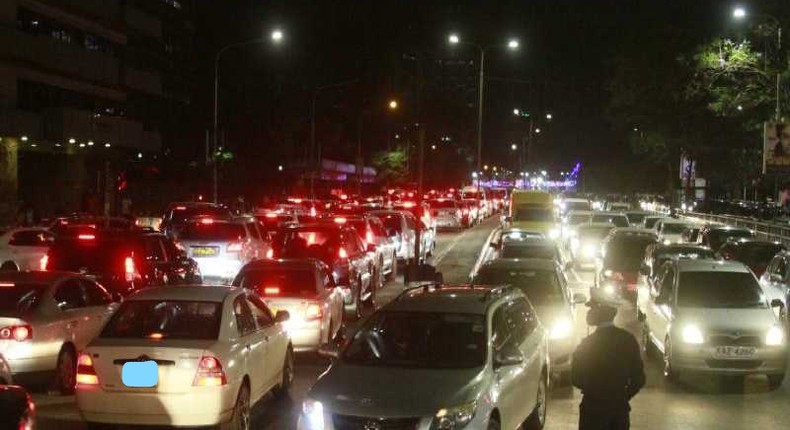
[105,143,111,148]
[30,143,37,148]
[55,143,62,147]
[507,39,519,49]
[448,34,460,44]
[737,105,743,111]
[137,152,143,158]
[472,172,478,178]
[633,127,639,132]
[513,108,520,116]
[541,170,547,176]
[278,165,284,171]
[271,29,284,43]
[388,100,398,110]
[68,138,76,144]
[535,128,541,134]
[87,140,94,146]
[21,136,28,142]
[511,143,517,151]
[395,134,400,139]
[79,143,86,148]
[733,6,746,19]
[546,113,553,120]
[431,144,437,150]
[484,164,489,170]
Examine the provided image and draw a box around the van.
[507,190,559,238]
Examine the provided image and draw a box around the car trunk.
[87,338,214,394]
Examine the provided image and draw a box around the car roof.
[674,259,750,273]
[708,225,752,232]
[479,258,556,271]
[654,243,712,252]
[385,285,519,315]
[126,286,239,302]
[724,238,783,247]
[658,219,690,224]
[578,222,615,229]
[0,271,78,284]
[593,211,627,216]
[611,227,657,236]
[239,258,325,271]
[501,238,554,248]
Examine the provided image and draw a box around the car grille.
[705,359,763,369]
[332,414,420,430]
[708,335,762,347]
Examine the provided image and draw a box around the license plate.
[121,361,158,388]
[715,346,756,358]
[191,246,218,257]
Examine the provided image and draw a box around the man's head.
[585,288,620,326]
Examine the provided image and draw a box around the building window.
[17,8,117,55]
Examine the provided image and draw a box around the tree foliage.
[372,148,409,185]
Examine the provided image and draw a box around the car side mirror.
[494,345,523,369]
[655,293,669,305]
[274,310,290,323]
[771,299,785,309]
[317,343,340,359]
[572,292,587,304]
[770,273,783,283]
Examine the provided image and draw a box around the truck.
[506,190,560,238]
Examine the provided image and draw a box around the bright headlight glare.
[602,283,616,295]
[301,399,324,429]
[766,325,785,346]
[663,239,671,245]
[550,318,573,340]
[681,325,704,344]
[582,243,596,257]
[434,400,477,429]
[548,228,560,240]
[570,237,580,251]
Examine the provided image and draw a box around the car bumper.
[76,385,235,426]
[673,345,788,375]
[193,257,243,281]
[435,217,462,229]
[285,320,324,352]
[297,409,491,430]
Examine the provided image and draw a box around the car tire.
[54,346,77,395]
[768,373,785,390]
[0,261,19,271]
[486,416,501,430]
[273,346,294,399]
[663,337,679,382]
[524,372,548,430]
[222,382,251,430]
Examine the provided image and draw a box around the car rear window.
[48,240,139,274]
[625,213,647,224]
[605,236,656,271]
[376,214,403,232]
[475,268,564,306]
[512,206,554,222]
[181,223,246,242]
[101,300,222,340]
[501,245,556,260]
[429,200,457,209]
[592,214,629,227]
[737,244,784,266]
[275,229,341,260]
[166,207,230,224]
[0,283,45,313]
[236,269,317,297]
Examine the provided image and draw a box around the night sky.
[189,0,775,193]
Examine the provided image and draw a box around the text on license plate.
[192,247,219,257]
[715,346,756,358]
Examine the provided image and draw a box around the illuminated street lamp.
[545,113,553,120]
[511,143,518,151]
[732,6,746,19]
[388,99,398,110]
[271,29,284,43]
[535,128,541,134]
[507,39,519,49]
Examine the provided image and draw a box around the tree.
[373,149,409,186]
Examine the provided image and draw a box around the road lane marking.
[468,226,501,279]
[433,229,469,266]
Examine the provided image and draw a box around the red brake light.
[0,325,32,342]
[227,242,243,253]
[310,207,317,217]
[338,247,348,259]
[263,286,280,295]
[402,202,415,208]
[200,218,214,225]
[39,255,48,271]
[193,356,227,386]
[265,248,274,259]
[305,303,323,321]
[76,353,99,386]
[366,230,374,244]
[265,212,278,219]
[77,234,96,241]
[334,217,347,224]
[124,257,136,282]
[175,206,187,210]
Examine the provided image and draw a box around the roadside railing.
[681,212,790,247]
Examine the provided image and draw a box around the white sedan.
[75,286,293,428]
[0,228,53,271]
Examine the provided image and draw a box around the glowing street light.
[448,34,460,44]
[513,108,521,116]
[484,164,489,170]
[431,144,437,150]
[388,99,398,110]
[733,6,746,19]
[545,113,553,120]
[472,171,479,179]
[507,39,520,50]
[511,143,517,151]
[535,128,541,134]
[271,29,284,43]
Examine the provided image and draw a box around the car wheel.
[486,416,500,430]
[768,373,785,390]
[55,346,76,395]
[524,372,547,430]
[223,382,251,430]
[663,337,679,382]
[0,261,19,271]
[273,346,294,399]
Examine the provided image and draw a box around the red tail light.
[77,233,96,241]
[305,303,323,321]
[200,218,214,225]
[265,248,274,259]
[263,286,280,295]
[193,356,227,386]
[76,353,99,386]
[338,247,348,259]
[463,209,469,215]
[0,325,32,342]
[39,255,48,271]
[227,242,243,253]
[124,257,136,282]
[265,212,278,219]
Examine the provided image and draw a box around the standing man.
[571,290,645,430]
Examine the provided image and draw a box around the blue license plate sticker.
[122,361,158,387]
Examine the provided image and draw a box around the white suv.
[640,259,788,387]
[299,284,549,430]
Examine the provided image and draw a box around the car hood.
[678,307,778,332]
[308,363,486,417]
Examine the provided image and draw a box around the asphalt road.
[32,216,790,429]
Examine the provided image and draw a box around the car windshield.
[474,268,564,306]
[678,272,766,308]
[501,244,556,260]
[375,214,403,232]
[605,236,656,271]
[512,206,554,222]
[236,268,317,297]
[275,229,341,260]
[342,311,486,369]
[737,244,784,266]
[626,213,647,224]
[710,230,753,250]
[662,223,689,234]
[181,222,245,242]
[644,218,664,229]
[578,226,613,240]
[568,213,591,225]
[0,283,46,313]
[101,300,223,340]
[591,214,629,227]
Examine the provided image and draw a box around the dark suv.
[272,223,375,318]
[45,229,200,298]
[596,228,658,302]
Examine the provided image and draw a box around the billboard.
[679,154,695,181]
[763,122,790,173]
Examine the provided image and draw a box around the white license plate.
[715,346,756,358]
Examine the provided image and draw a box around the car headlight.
[582,243,596,257]
[681,324,704,344]
[766,325,785,346]
[433,400,477,429]
[301,399,325,430]
[548,228,560,240]
[550,318,573,340]
[602,283,617,296]
[570,237,580,251]
[663,239,671,245]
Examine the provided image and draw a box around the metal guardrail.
[681,212,790,247]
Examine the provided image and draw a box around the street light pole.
[476,47,486,180]
[733,8,784,120]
